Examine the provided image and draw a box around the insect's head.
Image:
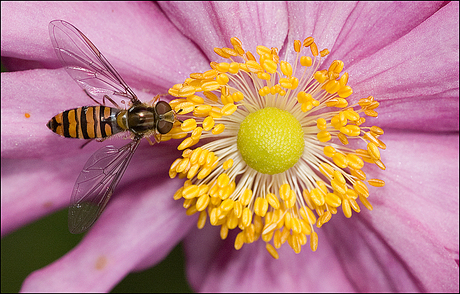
[155,101,175,134]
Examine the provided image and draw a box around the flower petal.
[349,2,459,132]
[323,131,459,292]
[183,224,356,291]
[1,2,208,87]
[20,175,194,292]
[159,2,289,60]
[1,69,88,158]
[2,155,83,236]
[2,137,182,235]
[290,2,447,64]
[183,131,458,292]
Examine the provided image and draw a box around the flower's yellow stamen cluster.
[166,37,386,259]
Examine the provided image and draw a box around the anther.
[294,40,301,52]
[303,37,314,47]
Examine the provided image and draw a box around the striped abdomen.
[47,106,124,139]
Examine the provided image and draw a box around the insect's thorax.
[120,104,157,135]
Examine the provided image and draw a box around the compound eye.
[155,101,174,134]
[155,101,172,115]
[157,120,173,134]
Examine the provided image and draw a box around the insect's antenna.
[175,108,184,123]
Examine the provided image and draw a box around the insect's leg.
[148,93,170,105]
[146,137,156,145]
[147,94,160,105]
[154,133,162,143]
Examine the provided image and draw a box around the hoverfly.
[47,20,177,234]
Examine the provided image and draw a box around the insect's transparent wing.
[68,139,141,234]
[49,20,138,106]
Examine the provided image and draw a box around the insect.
[47,20,177,234]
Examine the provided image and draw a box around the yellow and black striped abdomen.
[47,106,123,139]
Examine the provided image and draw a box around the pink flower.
[2,1,458,292]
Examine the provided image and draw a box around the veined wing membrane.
[68,139,141,234]
[49,20,138,106]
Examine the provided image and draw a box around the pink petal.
[159,2,289,60]
[285,2,447,66]
[1,2,208,88]
[1,69,93,158]
[183,131,459,292]
[1,1,208,233]
[183,225,355,291]
[323,131,459,292]
[2,138,183,235]
[21,177,194,292]
[349,2,459,132]
[160,2,458,132]
[284,2,459,132]
[2,155,85,236]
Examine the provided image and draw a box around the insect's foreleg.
[148,93,169,105]
[146,137,156,145]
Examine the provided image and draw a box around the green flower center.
[237,107,305,175]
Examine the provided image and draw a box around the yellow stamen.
[266,243,279,259]
[181,118,197,132]
[368,178,385,187]
[167,36,386,259]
